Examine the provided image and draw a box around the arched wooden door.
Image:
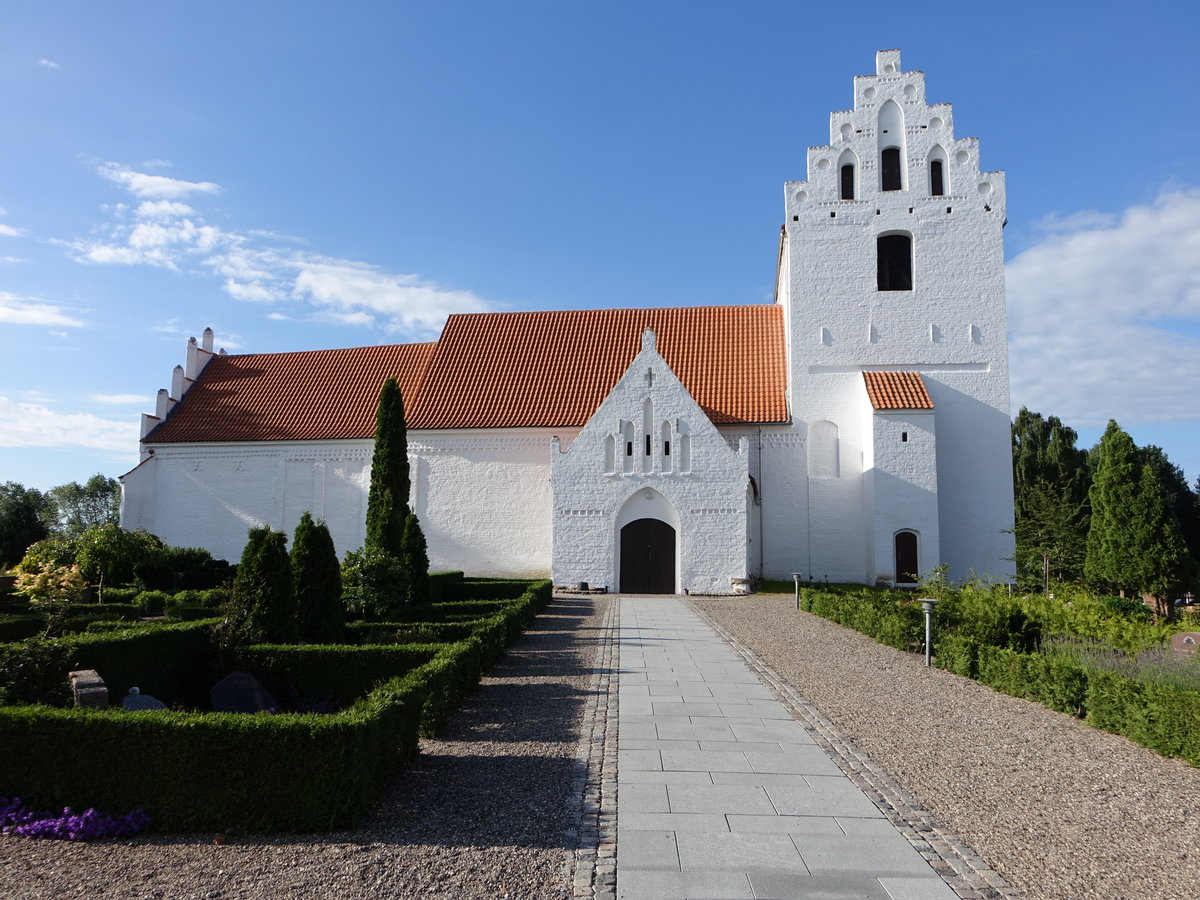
[620,518,676,594]
[895,531,919,585]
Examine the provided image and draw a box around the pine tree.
[401,511,430,606]
[228,525,297,643]
[365,377,410,556]
[291,512,344,642]
[1084,421,1143,594]
[1128,461,1194,619]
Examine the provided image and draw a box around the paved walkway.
[614,595,957,900]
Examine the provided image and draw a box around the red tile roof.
[862,371,934,410]
[146,305,788,444]
[146,343,437,443]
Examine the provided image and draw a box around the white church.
[121,50,1016,594]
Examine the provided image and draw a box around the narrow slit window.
[664,440,671,456]
[645,434,651,456]
[840,164,855,200]
[877,234,913,291]
[626,442,633,457]
[881,148,902,191]
[930,159,944,196]
[901,432,909,443]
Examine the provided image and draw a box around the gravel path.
[0,595,610,900]
[693,594,1200,900]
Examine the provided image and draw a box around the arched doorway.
[894,531,919,585]
[620,518,676,593]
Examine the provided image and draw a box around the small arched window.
[877,234,912,291]
[881,148,902,191]
[807,420,839,478]
[930,160,945,196]
[840,164,855,200]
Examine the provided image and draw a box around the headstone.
[1170,632,1200,657]
[210,671,278,713]
[122,686,167,711]
[68,669,109,709]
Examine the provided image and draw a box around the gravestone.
[1170,632,1200,657]
[210,671,278,713]
[68,669,108,709]
[122,686,167,711]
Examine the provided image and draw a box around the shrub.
[133,591,171,616]
[0,638,73,706]
[291,513,344,643]
[74,525,163,588]
[136,545,234,591]
[224,526,297,645]
[401,513,430,606]
[341,547,406,620]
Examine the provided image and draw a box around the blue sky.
[1,1,1198,492]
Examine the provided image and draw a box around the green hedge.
[442,579,533,603]
[0,673,426,832]
[428,570,464,604]
[800,586,922,651]
[0,614,43,643]
[1086,669,1200,765]
[345,621,479,645]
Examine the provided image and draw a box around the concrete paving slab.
[620,782,671,813]
[618,812,730,833]
[675,831,808,873]
[620,769,715,785]
[877,876,960,899]
[766,781,886,819]
[659,749,754,773]
[615,829,680,872]
[665,783,776,815]
[616,870,754,900]
[619,748,663,771]
[791,835,938,877]
[725,814,844,835]
[747,872,894,899]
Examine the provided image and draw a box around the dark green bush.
[428,570,464,604]
[136,545,234,591]
[226,526,297,644]
[0,638,73,706]
[134,590,171,616]
[291,513,344,643]
[0,614,44,643]
[99,587,139,604]
[442,579,533,603]
[341,547,406,620]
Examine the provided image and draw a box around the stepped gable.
[407,305,788,429]
[145,342,437,443]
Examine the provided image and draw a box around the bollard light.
[792,573,803,610]
[919,598,939,667]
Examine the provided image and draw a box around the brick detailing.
[562,596,619,900]
[690,602,1026,900]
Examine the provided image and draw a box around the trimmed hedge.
[0,673,426,832]
[442,579,533,603]
[0,614,43,643]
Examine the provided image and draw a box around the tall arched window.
[840,164,855,200]
[807,420,839,478]
[929,159,945,197]
[895,531,919,585]
[877,233,913,291]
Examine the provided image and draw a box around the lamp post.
[792,573,803,610]
[919,598,939,667]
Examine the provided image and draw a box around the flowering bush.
[0,796,150,841]
[13,564,85,606]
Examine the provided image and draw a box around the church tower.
[770,49,1014,584]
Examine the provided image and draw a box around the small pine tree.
[291,512,344,642]
[227,525,297,643]
[401,512,430,606]
[1128,461,1194,620]
[365,377,410,556]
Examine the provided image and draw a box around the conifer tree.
[401,511,430,606]
[228,525,297,643]
[365,377,410,556]
[291,512,344,642]
[1085,421,1143,594]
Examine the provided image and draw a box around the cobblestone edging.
[562,596,619,900]
[690,603,1025,900]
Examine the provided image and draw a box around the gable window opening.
[664,440,671,456]
[840,164,855,200]
[930,159,945,196]
[881,147,902,191]
[877,233,913,291]
[645,434,651,456]
[901,432,909,443]
[626,442,633,457]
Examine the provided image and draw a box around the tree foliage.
[0,482,51,569]
[401,512,430,606]
[1084,420,1194,613]
[365,377,410,556]
[291,512,344,642]
[44,474,121,537]
[226,525,297,644]
[1011,408,1091,588]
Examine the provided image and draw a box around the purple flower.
[0,796,150,841]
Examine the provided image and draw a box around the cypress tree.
[228,525,297,643]
[1084,421,1142,594]
[291,512,344,642]
[1128,461,1194,619]
[401,511,430,606]
[365,377,410,556]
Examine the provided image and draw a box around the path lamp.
[919,598,939,667]
[792,573,804,610]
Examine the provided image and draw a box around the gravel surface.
[693,594,1200,900]
[0,595,609,900]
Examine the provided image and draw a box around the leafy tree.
[401,512,430,606]
[1141,446,1200,565]
[45,474,121,537]
[74,524,163,588]
[291,512,344,642]
[1011,409,1091,588]
[1085,421,1195,616]
[226,525,297,644]
[0,483,51,568]
[365,377,411,556]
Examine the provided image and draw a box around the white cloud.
[135,200,195,219]
[98,161,220,200]
[0,397,136,453]
[142,159,173,169]
[1007,188,1200,427]
[0,224,25,237]
[37,58,60,70]
[0,292,84,327]
[89,393,150,406]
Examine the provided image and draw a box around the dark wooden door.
[895,531,918,585]
[620,518,676,594]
